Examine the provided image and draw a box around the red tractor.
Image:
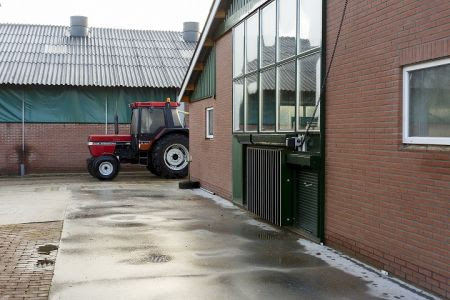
[87,100,189,180]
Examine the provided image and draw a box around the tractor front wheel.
[152,134,189,179]
[92,156,119,180]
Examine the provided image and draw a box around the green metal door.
[294,169,319,237]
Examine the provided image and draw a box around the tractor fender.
[154,128,189,140]
[147,128,188,154]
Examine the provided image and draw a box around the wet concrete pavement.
[0,174,435,300]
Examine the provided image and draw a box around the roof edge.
[177,0,222,102]
[0,22,184,34]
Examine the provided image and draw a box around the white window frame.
[403,57,450,145]
[206,107,214,139]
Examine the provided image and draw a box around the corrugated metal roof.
[0,23,196,88]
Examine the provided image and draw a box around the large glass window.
[232,0,322,133]
[403,58,450,145]
[299,0,322,53]
[245,74,259,132]
[246,13,259,73]
[278,61,296,131]
[278,0,297,61]
[233,23,245,78]
[233,79,244,132]
[261,68,276,131]
[298,53,321,130]
[261,1,276,67]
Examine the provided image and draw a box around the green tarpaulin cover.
[0,85,177,123]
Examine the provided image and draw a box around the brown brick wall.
[0,123,130,175]
[189,32,233,200]
[325,0,450,297]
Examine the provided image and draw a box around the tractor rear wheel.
[151,134,189,179]
[146,159,160,176]
[92,156,119,180]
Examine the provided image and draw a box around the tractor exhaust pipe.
[114,114,119,134]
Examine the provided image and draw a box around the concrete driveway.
[0,174,436,300]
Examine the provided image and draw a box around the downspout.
[318,0,328,242]
[105,96,108,134]
[20,90,25,176]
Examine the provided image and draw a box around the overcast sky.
[0,0,213,31]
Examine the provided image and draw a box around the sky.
[0,0,213,31]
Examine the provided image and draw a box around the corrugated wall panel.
[191,47,216,101]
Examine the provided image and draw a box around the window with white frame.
[403,58,450,145]
[206,107,214,138]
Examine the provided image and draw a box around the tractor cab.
[129,101,183,146]
[87,99,189,180]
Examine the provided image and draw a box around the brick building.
[178,0,449,297]
[0,18,195,175]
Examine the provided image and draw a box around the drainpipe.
[20,91,25,176]
[105,96,108,134]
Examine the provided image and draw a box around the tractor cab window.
[172,109,182,127]
[130,109,139,135]
[141,108,165,134]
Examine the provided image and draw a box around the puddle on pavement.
[257,232,289,240]
[108,222,147,228]
[36,258,55,266]
[68,211,131,219]
[37,244,58,255]
[122,253,172,264]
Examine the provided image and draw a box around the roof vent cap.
[70,16,88,37]
[183,22,199,43]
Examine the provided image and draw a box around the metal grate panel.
[246,147,282,226]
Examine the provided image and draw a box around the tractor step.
[138,151,148,165]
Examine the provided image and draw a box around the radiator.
[246,147,282,226]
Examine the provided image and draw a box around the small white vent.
[44,45,68,54]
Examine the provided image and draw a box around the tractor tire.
[92,156,119,181]
[151,134,189,179]
[146,156,160,176]
[87,158,95,177]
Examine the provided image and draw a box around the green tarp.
[0,85,177,123]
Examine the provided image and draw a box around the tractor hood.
[88,134,132,143]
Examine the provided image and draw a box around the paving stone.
[0,221,63,299]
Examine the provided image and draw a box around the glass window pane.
[298,53,321,130]
[261,1,276,67]
[141,108,165,134]
[278,61,296,131]
[233,23,245,78]
[246,13,259,73]
[130,109,139,135]
[233,79,244,132]
[172,109,182,127]
[245,74,259,132]
[278,0,297,61]
[261,68,276,131]
[206,109,214,137]
[409,63,450,137]
[299,0,322,53]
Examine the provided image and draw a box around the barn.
[0,17,196,175]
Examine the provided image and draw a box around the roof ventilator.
[182,22,200,43]
[70,16,89,37]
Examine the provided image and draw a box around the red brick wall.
[188,33,233,200]
[0,123,130,175]
[325,1,450,297]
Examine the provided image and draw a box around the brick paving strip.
[0,221,63,300]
